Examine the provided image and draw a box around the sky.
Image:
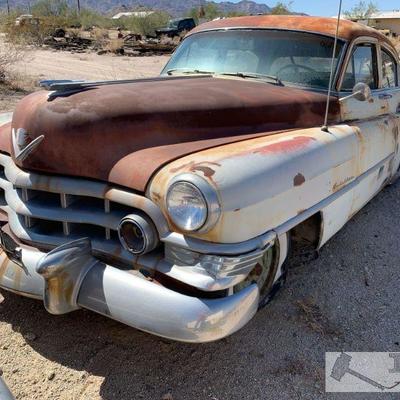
[215,0,400,17]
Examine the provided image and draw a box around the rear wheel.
[234,233,290,309]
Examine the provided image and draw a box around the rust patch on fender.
[171,161,221,181]
[293,173,306,186]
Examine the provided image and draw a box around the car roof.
[187,15,393,45]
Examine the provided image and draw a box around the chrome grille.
[0,153,168,264]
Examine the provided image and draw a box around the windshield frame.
[162,28,348,94]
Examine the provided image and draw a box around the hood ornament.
[12,128,45,162]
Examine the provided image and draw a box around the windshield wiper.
[221,72,284,86]
[166,69,283,85]
[166,68,214,76]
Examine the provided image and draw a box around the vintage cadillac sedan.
[0,16,399,342]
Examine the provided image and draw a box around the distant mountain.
[0,0,272,17]
[216,1,271,15]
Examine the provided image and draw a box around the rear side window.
[381,49,398,88]
[342,44,378,90]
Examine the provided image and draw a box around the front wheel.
[234,233,290,309]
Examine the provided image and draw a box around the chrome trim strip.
[162,230,277,256]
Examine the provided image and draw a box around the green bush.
[79,9,115,30]
[31,0,70,17]
[117,12,170,36]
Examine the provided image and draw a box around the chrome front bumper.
[0,238,259,343]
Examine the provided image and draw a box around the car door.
[339,37,399,215]
[379,43,400,178]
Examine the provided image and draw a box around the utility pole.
[6,0,10,15]
[77,0,81,14]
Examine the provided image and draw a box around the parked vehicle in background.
[15,14,40,28]
[156,18,196,37]
[0,16,399,343]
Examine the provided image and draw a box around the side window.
[342,44,378,91]
[381,49,398,88]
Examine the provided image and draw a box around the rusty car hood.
[5,76,339,192]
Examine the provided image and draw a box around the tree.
[31,0,69,17]
[270,1,293,15]
[344,1,378,20]
[188,3,220,22]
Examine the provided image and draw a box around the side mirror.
[352,82,372,102]
[339,82,373,103]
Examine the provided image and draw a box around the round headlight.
[166,181,208,231]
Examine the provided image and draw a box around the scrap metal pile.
[43,29,180,56]
[122,34,180,56]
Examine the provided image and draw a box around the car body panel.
[5,77,339,192]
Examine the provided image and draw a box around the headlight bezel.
[166,174,221,233]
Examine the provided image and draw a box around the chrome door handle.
[379,93,393,100]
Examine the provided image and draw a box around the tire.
[234,232,291,309]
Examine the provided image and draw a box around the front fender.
[149,126,359,243]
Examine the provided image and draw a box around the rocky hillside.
[0,0,272,17]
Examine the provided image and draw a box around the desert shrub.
[3,16,58,45]
[0,42,25,83]
[78,9,115,30]
[105,38,124,53]
[118,12,170,36]
[2,1,114,45]
[31,0,70,17]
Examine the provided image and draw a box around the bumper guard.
[0,238,259,343]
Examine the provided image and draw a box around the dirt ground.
[0,49,168,126]
[1,49,169,113]
[13,49,170,83]
[1,49,400,400]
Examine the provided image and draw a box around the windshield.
[168,20,179,29]
[162,30,345,90]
